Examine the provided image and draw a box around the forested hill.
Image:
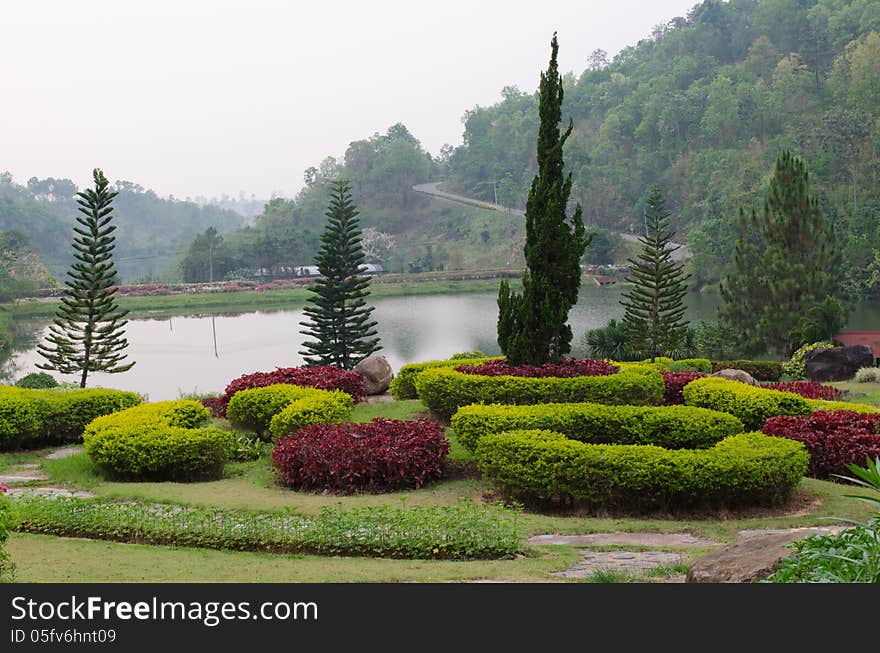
[0,174,245,283]
[445,0,880,295]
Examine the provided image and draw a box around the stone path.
[1,446,95,498]
[737,525,846,539]
[45,445,84,460]
[529,532,719,547]
[552,551,683,579]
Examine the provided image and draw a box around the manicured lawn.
[830,380,880,407]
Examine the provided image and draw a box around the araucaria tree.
[720,151,844,356]
[620,185,690,362]
[299,180,381,369]
[37,169,134,387]
[497,33,590,365]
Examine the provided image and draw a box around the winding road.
[412,181,690,262]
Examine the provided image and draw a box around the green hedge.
[0,386,142,450]
[682,377,811,430]
[475,429,808,511]
[389,356,497,400]
[639,357,713,373]
[414,366,664,419]
[226,383,353,439]
[452,402,744,452]
[83,400,235,481]
[805,399,880,414]
[710,360,784,381]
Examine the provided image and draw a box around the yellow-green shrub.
[452,402,744,452]
[226,384,353,439]
[389,356,498,400]
[682,377,811,430]
[414,366,664,419]
[83,400,234,481]
[475,429,808,511]
[806,399,880,414]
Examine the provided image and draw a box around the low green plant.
[15,372,57,389]
[854,367,880,384]
[682,377,811,430]
[0,484,13,582]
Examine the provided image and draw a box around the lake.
[4,286,879,400]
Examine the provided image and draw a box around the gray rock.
[805,345,874,382]
[711,368,759,386]
[686,532,819,583]
[354,355,394,395]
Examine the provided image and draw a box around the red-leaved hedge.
[761,381,844,401]
[661,371,707,405]
[455,358,618,378]
[271,418,449,493]
[213,366,367,417]
[763,410,880,479]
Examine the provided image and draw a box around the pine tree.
[37,169,133,387]
[299,180,380,369]
[720,151,844,356]
[497,33,590,365]
[620,185,690,362]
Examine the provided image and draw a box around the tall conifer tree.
[620,185,690,362]
[37,169,133,387]
[299,180,380,369]
[720,151,844,356]
[497,33,590,365]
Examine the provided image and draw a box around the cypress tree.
[299,180,380,369]
[620,185,690,362]
[37,169,133,387]
[497,33,590,365]
[720,151,844,356]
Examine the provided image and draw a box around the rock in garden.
[686,532,815,583]
[354,355,394,395]
[805,345,874,382]
[711,368,759,386]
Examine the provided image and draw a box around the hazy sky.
[2,0,698,200]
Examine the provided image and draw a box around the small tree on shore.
[299,180,381,369]
[37,169,133,387]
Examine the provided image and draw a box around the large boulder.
[686,532,816,583]
[354,355,394,395]
[805,345,873,382]
[710,368,759,386]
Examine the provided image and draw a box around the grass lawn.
[830,380,880,406]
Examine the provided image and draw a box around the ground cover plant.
[0,482,12,581]
[661,371,706,405]
[762,382,843,401]
[272,418,448,493]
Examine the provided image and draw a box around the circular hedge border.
[83,400,235,482]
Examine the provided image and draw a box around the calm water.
[4,287,879,401]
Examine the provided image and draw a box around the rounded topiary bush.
[15,372,57,389]
[271,418,449,493]
[854,367,880,384]
[83,400,235,481]
[225,383,354,440]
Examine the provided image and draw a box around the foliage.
[804,399,880,414]
[36,169,134,387]
[389,355,496,400]
[179,226,231,283]
[12,496,523,560]
[451,401,743,452]
[621,185,690,360]
[661,371,707,405]
[475,429,808,511]
[782,341,834,379]
[299,180,380,369]
[450,350,486,360]
[497,34,590,365]
[414,365,664,419]
[83,400,234,481]
[14,372,57,389]
[0,386,141,450]
[0,483,13,582]
[682,376,811,430]
[272,418,448,493]
[693,321,741,361]
[647,357,712,373]
[582,319,640,361]
[763,411,880,479]
[855,367,880,383]
[720,152,844,357]
[455,357,618,378]
[762,381,843,401]
[710,359,784,381]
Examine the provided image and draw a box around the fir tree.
[497,33,590,365]
[37,169,133,387]
[299,180,380,369]
[620,185,690,362]
[720,151,844,356]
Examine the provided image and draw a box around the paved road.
[412,181,690,262]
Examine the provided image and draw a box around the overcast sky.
[2,0,698,200]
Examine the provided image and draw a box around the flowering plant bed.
[455,357,618,378]
[761,381,843,401]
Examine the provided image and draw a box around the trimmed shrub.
[710,360,784,381]
[854,367,880,384]
[763,411,880,479]
[762,381,843,401]
[216,366,367,416]
[451,402,744,452]
[0,386,142,450]
[805,399,880,414]
[476,429,808,511]
[272,418,448,493]
[415,365,664,419]
[83,400,235,481]
[389,356,497,400]
[226,384,353,439]
[783,341,833,379]
[15,372,57,389]
[647,358,712,373]
[450,351,486,360]
[682,377,811,430]
[456,358,618,378]
[661,371,707,405]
